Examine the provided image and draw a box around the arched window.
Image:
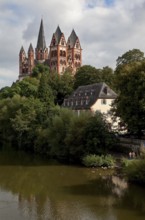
[60,50,63,56]
[63,51,66,57]
[53,38,55,46]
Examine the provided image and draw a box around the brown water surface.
[0,151,145,220]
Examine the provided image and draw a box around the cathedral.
[19,19,82,80]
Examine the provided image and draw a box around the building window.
[76,101,78,106]
[101,99,107,105]
[103,87,108,94]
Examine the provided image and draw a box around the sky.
[1,0,145,88]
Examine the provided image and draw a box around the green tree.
[116,49,145,68]
[0,77,39,99]
[65,112,91,162]
[55,71,74,105]
[83,112,115,155]
[37,72,54,106]
[32,63,50,78]
[74,65,102,89]
[10,97,46,151]
[48,108,74,160]
[113,62,145,136]
[101,66,114,88]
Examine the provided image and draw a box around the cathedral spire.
[54,26,63,44]
[19,46,25,55]
[36,19,46,49]
[67,29,78,48]
[28,43,34,53]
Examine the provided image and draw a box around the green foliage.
[0,63,117,163]
[116,49,145,68]
[101,66,114,88]
[113,62,145,136]
[74,65,114,89]
[83,112,116,155]
[0,77,39,99]
[32,63,50,78]
[47,108,75,160]
[121,158,136,167]
[74,65,102,89]
[82,154,115,167]
[65,112,91,161]
[123,159,145,185]
[37,72,54,105]
[49,71,74,105]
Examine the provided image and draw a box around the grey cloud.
[1,0,145,88]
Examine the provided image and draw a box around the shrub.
[82,154,115,168]
[121,158,135,167]
[103,154,115,167]
[123,159,145,185]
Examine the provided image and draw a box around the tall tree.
[114,49,145,92]
[116,49,145,68]
[113,61,145,136]
[74,65,102,89]
[101,66,114,88]
[37,72,54,106]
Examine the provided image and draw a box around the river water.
[0,151,145,220]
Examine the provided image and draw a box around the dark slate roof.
[19,46,25,54]
[62,82,117,110]
[36,19,46,49]
[54,26,63,44]
[28,43,34,52]
[67,29,79,48]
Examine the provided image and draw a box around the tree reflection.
[0,152,144,219]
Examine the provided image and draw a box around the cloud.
[1,0,145,88]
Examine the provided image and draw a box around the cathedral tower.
[50,26,67,74]
[19,20,82,80]
[67,29,82,74]
[19,46,29,80]
[28,43,34,74]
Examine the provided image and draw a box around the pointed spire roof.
[68,29,79,48]
[28,43,34,52]
[54,26,63,44]
[36,19,46,49]
[19,46,25,55]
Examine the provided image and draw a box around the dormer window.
[103,87,108,94]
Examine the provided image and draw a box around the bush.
[121,158,135,167]
[123,159,145,185]
[82,154,115,168]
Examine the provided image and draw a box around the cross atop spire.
[36,19,46,49]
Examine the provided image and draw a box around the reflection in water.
[0,151,145,220]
